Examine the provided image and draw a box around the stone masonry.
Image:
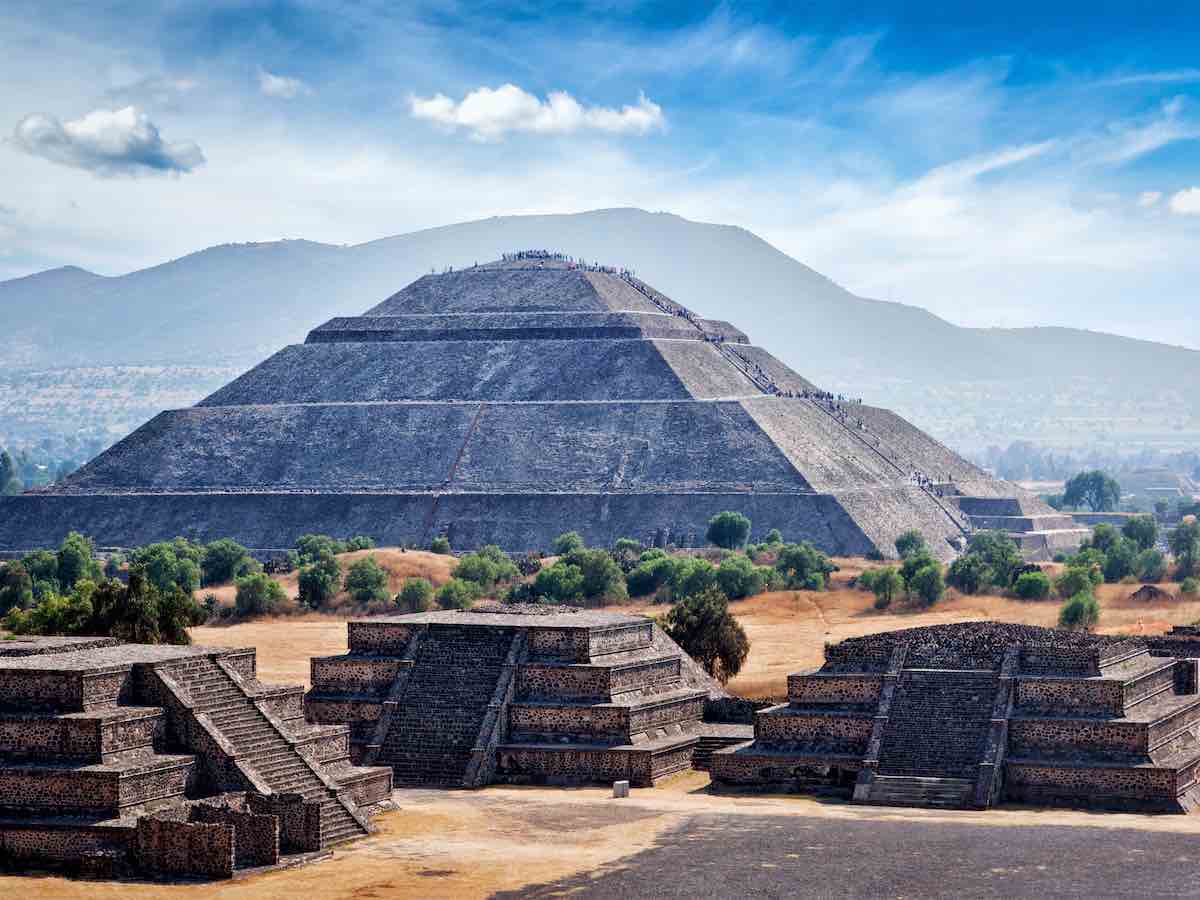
[710,622,1200,813]
[0,252,1075,562]
[304,605,717,789]
[0,636,391,878]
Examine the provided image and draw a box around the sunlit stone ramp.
[710,622,1200,813]
[304,604,718,788]
[0,254,1070,560]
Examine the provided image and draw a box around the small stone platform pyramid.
[711,623,1200,813]
[0,251,1081,560]
[0,636,391,878]
[305,605,715,788]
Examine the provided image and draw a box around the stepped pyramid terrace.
[304,604,733,788]
[0,636,390,878]
[0,251,1086,559]
[710,622,1200,813]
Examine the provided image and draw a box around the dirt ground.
[191,555,1200,695]
[18,774,1200,900]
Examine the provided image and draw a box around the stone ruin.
[0,636,391,878]
[711,622,1200,812]
[304,605,736,788]
[0,252,1085,561]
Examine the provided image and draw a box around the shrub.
[516,553,543,577]
[894,530,928,559]
[296,534,347,564]
[298,552,341,609]
[234,572,286,617]
[533,563,585,604]
[345,535,375,552]
[56,532,101,591]
[563,548,628,604]
[429,535,452,555]
[774,542,835,590]
[397,577,435,612]
[201,538,254,586]
[129,542,201,595]
[946,553,992,595]
[1058,592,1100,631]
[437,578,482,610]
[661,586,750,684]
[344,558,390,604]
[764,528,783,546]
[908,564,945,606]
[1102,537,1137,584]
[1123,515,1159,552]
[706,511,752,550]
[1171,521,1200,580]
[552,531,585,556]
[871,567,905,609]
[715,555,767,600]
[626,556,677,597]
[669,557,717,599]
[1136,549,1168,583]
[1183,577,1200,598]
[21,550,59,595]
[638,548,668,564]
[899,550,939,587]
[1014,570,1052,600]
[1055,566,1095,600]
[965,531,1023,589]
[0,562,33,615]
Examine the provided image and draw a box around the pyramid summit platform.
[0,251,1083,557]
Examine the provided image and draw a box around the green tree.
[1102,537,1137,583]
[454,545,518,590]
[562,548,628,603]
[764,528,784,546]
[21,549,59,594]
[201,539,255,586]
[706,511,752,550]
[894,530,928,559]
[866,567,904,610]
[946,553,992,595]
[298,552,341,609]
[1058,592,1100,631]
[1063,470,1121,512]
[908,563,945,606]
[1136,549,1168,583]
[774,542,835,590]
[1055,566,1096,600]
[552,531,585,556]
[343,558,390,604]
[1014,570,1052,600]
[0,562,33,615]
[437,578,481,610]
[533,563,585,604]
[662,586,750,684]
[234,572,286,617]
[626,556,678,597]
[0,450,21,495]
[129,542,200,594]
[429,535,452,555]
[55,532,101,591]
[1122,515,1159,552]
[345,535,375,551]
[1171,520,1200,580]
[965,531,1023,588]
[1182,577,1200,598]
[899,550,939,588]
[715,555,768,600]
[397,577,435,612]
[296,534,346,565]
[670,557,717,599]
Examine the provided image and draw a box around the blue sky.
[1,1,1198,346]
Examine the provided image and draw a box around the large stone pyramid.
[0,253,1081,557]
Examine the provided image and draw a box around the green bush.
[201,538,255,586]
[706,511,752,550]
[21,549,59,596]
[1136,549,1168,583]
[562,548,628,604]
[343,558,390,604]
[908,564,945,606]
[298,552,341,609]
[946,553,992,595]
[626,556,677,597]
[56,532,101,591]
[1058,591,1100,631]
[295,534,346,565]
[345,535,376,552]
[965,531,1023,588]
[894,530,928,559]
[454,546,518,590]
[764,528,783,546]
[429,536,452,555]
[1122,515,1159,552]
[533,563,585,604]
[0,562,34,616]
[1101,537,1137,583]
[870,567,905,609]
[662,586,750,684]
[1013,571,1052,600]
[552,531,585,556]
[1182,577,1200,598]
[1055,566,1095,600]
[1171,521,1200,579]
[669,557,717,599]
[397,577,435,612]
[234,572,286,617]
[715,555,768,600]
[774,542,835,590]
[129,541,201,595]
[437,578,482,610]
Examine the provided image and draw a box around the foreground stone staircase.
[165,656,369,847]
[379,625,515,786]
[875,670,998,780]
[868,775,975,807]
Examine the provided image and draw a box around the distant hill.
[2,208,1197,452]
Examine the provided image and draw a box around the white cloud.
[11,106,204,176]
[409,84,665,141]
[1137,191,1162,207]
[1169,187,1200,215]
[106,76,198,110]
[258,70,312,99]
[1103,69,1200,86]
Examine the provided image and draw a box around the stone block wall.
[191,804,280,869]
[246,793,322,854]
[787,674,883,707]
[312,656,407,695]
[135,816,235,880]
[754,708,874,752]
[1014,678,1126,716]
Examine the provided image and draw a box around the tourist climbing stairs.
[379,625,516,787]
[869,669,998,808]
[167,656,368,848]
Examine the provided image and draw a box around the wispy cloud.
[258,69,312,99]
[1138,190,1162,207]
[105,76,199,111]
[1102,69,1200,86]
[1169,187,1200,215]
[11,107,204,176]
[409,84,664,141]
